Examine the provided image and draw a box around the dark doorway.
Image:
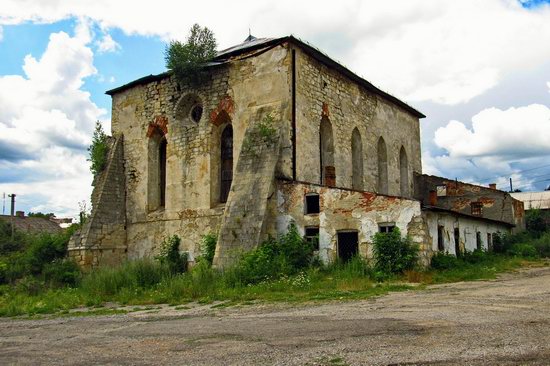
[454,228,460,256]
[220,125,233,203]
[437,225,445,251]
[337,231,358,262]
[159,137,167,207]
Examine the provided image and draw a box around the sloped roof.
[510,191,550,210]
[106,36,424,118]
[0,215,62,234]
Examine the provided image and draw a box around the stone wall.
[68,136,126,269]
[293,47,422,197]
[106,44,292,262]
[275,180,425,262]
[415,173,525,231]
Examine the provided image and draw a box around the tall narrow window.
[320,117,335,186]
[351,128,363,190]
[159,137,167,207]
[437,225,445,251]
[399,146,408,197]
[147,128,167,211]
[454,228,461,256]
[220,125,233,203]
[377,137,388,194]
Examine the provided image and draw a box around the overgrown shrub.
[507,243,538,258]
[532,232,550,257]
[430,252,461,270]
[88,121,109,176]
[0,219,26,254]
[199,232,217,265]
[372,228,419,277]
[24,233,70,275]
[226,223,314,286]
[42,259,81,287]
[165,24,217,85]
[156,235,187,274]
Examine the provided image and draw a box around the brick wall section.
[414,173,525,231]
[68,136,127,269]
[213,113,283,269]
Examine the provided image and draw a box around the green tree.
[165,24,217,85]
[88,121,109,177]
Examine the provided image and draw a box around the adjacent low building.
[68,35,525,269]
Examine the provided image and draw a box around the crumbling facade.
[68,36,524,269]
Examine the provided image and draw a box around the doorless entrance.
[337,231,358,262]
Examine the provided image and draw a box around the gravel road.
[1,266,550,365]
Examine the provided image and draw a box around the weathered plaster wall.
[423,210,511,255]
[275,180,425,263]
[108,45,291,262]
[293,48,421,197]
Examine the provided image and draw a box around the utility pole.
[7,193,15,239]
[2,192,4,215]
[509,178,513,193]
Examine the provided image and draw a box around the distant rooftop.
[0,214,63,234]
[510,191,550,210]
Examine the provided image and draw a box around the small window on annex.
[476,231,482,250]
[305,193,320,214]
[305,227,320,251]
[471,202,483,216]
[378,223,395,233]
[437,225,445,251]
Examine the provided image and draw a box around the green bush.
[199,232,217,265]
[226,223,314,286]
[532,233,550,257]
[156,235,187,274]
[42,259,81,287]
[430,252,461,270]
[507,243,538,258]
[25,233,69,275]
[372,228,419,276]
[0,219,26,254]
[165,24,217,85]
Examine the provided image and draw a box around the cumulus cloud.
[96,33,120,53]
[425,102,550,190]
[434,104,550,158]
[1,1,550,105]
[0,21,105,216]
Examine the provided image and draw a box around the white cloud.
[0,21,105,216]
[547,81,550,93]
[2,1,550,105]
[434,104,550,158]
[96,33,120,53]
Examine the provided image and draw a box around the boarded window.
[220,125,233,203]
[351,128,363,190]
[159,137,167,207]
[320,117,335,186]
[487,233,493,252]
[437,225,445,251]
[399,146,408,197]
[471,202,483,216]
[305,227,320,251]
[377,137,388,194]
[305,193,320,214]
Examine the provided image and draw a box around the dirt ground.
[1,266,550,366]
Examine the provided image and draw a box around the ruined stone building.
[68,36,524,269]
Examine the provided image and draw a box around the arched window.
[377,137,388,194]
[399,146,408,197]
[159,136,167,207]
[148,128,167,211]
[320,117,335,186]
[220,125,233,203]
[351,128,363,190]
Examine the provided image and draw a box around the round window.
[190,104,203,123]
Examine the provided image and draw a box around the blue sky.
[1,0,550,217]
